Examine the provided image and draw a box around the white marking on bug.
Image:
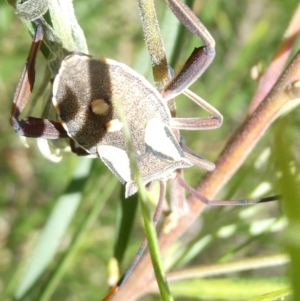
[105,119,123,132]
[91,99,110,115]
[145,119,181,160]
[97,145,131,182]
[52,65,65,111]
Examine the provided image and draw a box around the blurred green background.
[0,0,299,300]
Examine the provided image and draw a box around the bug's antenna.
[175,174,279,206]
[101,181,166,301]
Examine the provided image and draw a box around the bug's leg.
[162,0,215,100]
[171,89,223,131]
[176,174,279,206]
[101,181,166,301]
[69,139,91,156]
[10,19,68,139]
[169,89,222,169]
[180,140,215,171]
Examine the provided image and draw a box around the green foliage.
[169,278,289,300]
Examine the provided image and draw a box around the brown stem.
[247,4,300,115]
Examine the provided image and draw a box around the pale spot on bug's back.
[91,99,110,115]
[106,119,123,132]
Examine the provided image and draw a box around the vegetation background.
[0,0,299,300]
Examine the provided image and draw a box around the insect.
[11,0,223,199]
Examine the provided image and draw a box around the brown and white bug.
[51,52,222,197]
[11,0,223,199]
[10,0,277,205]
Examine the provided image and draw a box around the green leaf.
[169,278,288,300]
[14,158,93,299]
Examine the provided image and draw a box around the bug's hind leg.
[176,174,279,206]
[181,141,215,171]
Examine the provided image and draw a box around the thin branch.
[247,4,300,115]
[164,254,288,283]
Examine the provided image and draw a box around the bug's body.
[53,53,192,196]
[11,0,224,199]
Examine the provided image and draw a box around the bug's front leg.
[162,0,215,100]
[10,19,68,139]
